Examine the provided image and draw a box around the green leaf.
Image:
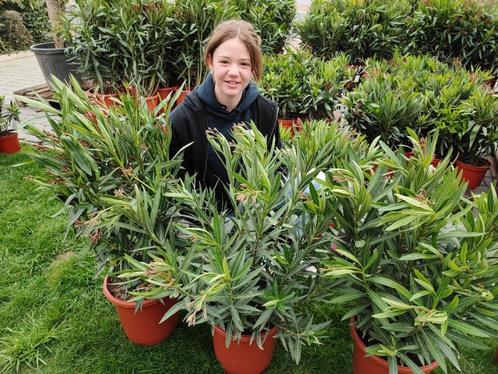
[368,276,411,300]
[400,253,438,261]
[448,319,492,338]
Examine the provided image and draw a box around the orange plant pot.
[103,276,180,346]
[94,93,120,108]
[351,321,438,374]
[176,90,190,105]
[145,94,160,113]
[212,325,278,374]
[0,132,21,154]
[404,151,441,167]
[278,118,302,136]
[455,160,490,190]
[156,86,177,101]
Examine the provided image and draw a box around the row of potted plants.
[59,0,295,98]
[18,79,498,373]
[256,49,496,189]
[260,50,357,130]
[297,0,498,73]
[343,53,498,189]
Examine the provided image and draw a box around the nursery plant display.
[406,0,498,74]
[321,130,498,373]
[260,50,356,127]
[62,0,177,100]
[62,0,294,98]
[0,96,21,154]
[297,0,412,63]
[343,53,497,188]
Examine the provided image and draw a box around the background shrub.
[22,2,50,43]
[0,10,33,51]
[297,0,412,63]
[343,53,497,162]
[234,0,295,54]
[0,0,50,53]
[406,0,498,74]
[260,50,355,119]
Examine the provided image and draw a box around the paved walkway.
[0,50,51,143]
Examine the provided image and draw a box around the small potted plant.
[452,89,498,189]
[321,130,498,373]
[0,96,21,154]
[17,76,185,345]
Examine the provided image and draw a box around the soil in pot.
[103,276,180,346]
[212,325,278,374]
[350,320,438,374]
[0,131,21,154]
[455,160,490,190]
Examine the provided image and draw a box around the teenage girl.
[169,20,281,208]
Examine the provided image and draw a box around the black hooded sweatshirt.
[169,74,280,207]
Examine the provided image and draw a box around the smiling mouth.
[225,81,240,86]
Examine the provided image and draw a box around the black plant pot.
[31,42,82,87]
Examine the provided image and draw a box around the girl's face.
[207,38,253,107]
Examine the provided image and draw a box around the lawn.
[1,149,497,373]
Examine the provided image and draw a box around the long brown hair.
[204,20,263,80]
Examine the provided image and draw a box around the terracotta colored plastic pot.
[278,118,302,136]
[350,321,438,374]
[455,160,490,190]
[0,132,21,154]
[145,94,160,113]
[103,276,180,345]
[404,151,440,167]
[156,86,177,101]
[212,325,278,374]
[95,93,120,108]
[176,90,190,105]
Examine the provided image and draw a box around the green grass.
[1,150,497,373]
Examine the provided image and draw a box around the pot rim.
[213,325,278,344]
[30,42,66,54]
[103,275,160,309]
[350,318,439,372]
[455,159,490,171]
[0,131,18,139]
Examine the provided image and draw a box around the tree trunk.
[45,0,64,49]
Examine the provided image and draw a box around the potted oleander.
[121,120,372,372]
[0,96,21,154]
[17,76,185,345]
[260,50,355,134]
[452,89,498,189]
[321,129,498,374]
